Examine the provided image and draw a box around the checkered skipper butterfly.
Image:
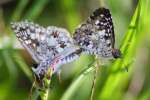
[73,8,121,58]
[11,21,82,79]
[73,8,121,100]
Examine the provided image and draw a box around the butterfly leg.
[57,70,62,83]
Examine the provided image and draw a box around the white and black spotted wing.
[11,21,82,78]
[73,8,121,58]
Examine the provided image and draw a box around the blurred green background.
[0,0,150,100]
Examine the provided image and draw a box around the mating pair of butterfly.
[11,8,121,79]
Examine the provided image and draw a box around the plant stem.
[90,65,98,100]
[39,79,51,100]
[38,68,53,100]
[90,57,100,100]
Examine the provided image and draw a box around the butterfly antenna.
[90,60,99,100]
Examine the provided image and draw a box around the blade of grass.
[2,49,18,78]
[61,61,95,100]
[13,52,33,81]
[60,0,80,33]
[23,0,49,20]
[11,0,29,21]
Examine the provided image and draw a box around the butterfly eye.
[112,49,122,58]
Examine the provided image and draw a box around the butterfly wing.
[73,8,115,58]
[11,21,81,78]
[11,21,79,62]
[11,21,49,63]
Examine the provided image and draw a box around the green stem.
[38,68,53,100]
[39,79,51,100]
[90,57,100,100]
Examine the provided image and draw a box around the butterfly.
[11,21,82,79]
[73,8,121,59]
[11,8,121,80]
[73,8,122,100]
